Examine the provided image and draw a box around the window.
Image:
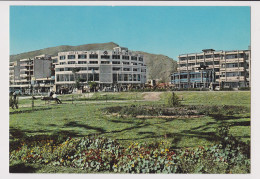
[124,74,128,81]
[205,62,213,66]
[78,54,87,59]
[113,67,121,71]
[60,62,66,65]
[131,56,137,61]
[214,54,220,58]
[52,58,58,63]
[123,68,130,71]
[112,55,120,59]
[133,68,138,71]
[226,54,237,59]
[89,54,98,59]
[89,61,98,64]
[226,72,238,77]
[88,67,99,71]
[132,63,137,65]
[137,74,141,81]
[112,61,120,64]
[60,56,66,60]
[123,62,129,65]
[188,56,195,60]
[196,56,204,59]
[80,67,87,71]
[238,53,244,58]
[226,63,238,68]
[101,61,110,64]
[68,55,75,59]
[122,55,129,60]
[78,61,87,64]
[139,57,143,61]
[101,55,110,59]
[129,74,132,81]
[68,61,76,64]
[180,57,186,61]
[214,61,220,65]
[56,68,64,72]
[205,55,213,58]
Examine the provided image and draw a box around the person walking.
[53,93,62,104]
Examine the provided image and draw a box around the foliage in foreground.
[10,127,250,174]
[104,104,249,117]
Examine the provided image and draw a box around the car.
[215,86,220,91]
[10,90,22,95]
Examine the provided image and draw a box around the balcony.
[205,58,214,62]
[225,58,244,63]
[20,74,28,77]
[188,60,196,63]
[220,67,245,72]
[20,68,32,72]
[179,61,187,64]
[226,76,245,81]
[179,67,188,71]
[196,59,204,63]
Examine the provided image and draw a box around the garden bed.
[9,134,250,174]
[103,104,249,118]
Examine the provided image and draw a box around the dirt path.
[142,92,163,101]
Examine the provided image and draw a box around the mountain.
[10,42,177,82]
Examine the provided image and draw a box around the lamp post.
[28,58,34,108]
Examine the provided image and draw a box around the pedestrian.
[49,91,54,98]
[13,92,17,100]
[53,93,62,104]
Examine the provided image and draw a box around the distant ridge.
[9,42,177,82]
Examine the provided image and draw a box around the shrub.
[239,87,250,91]
[9,135,250,173]
[165,92,180,107]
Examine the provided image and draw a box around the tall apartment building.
[171,49,251,89]
[9,54,55,94]
[54,47,147,91]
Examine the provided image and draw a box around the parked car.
[215,86,220,91]
[10,90,22,95]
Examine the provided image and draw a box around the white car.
[215,86,220,91]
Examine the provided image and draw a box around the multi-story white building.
[171,49,251,89]
[54,47,147,91]
[9,54,55,94]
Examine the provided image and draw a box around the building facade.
[9,54,55,94]
[171,49,251,89]
[54,47,147,91]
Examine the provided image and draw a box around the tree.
[88,81,97,92]
[71,68,81,89]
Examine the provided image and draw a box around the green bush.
[165,92,180,107]
[9,135,250,173]
[239,87,250,91]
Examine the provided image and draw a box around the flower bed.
[10,134,250,173]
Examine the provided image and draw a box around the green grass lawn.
[9,91,251,173]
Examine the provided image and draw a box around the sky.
[10,6,250,60]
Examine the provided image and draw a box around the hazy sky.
[10,6,250,60]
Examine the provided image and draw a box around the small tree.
[88,81,97,92]
[165,92,180,107]
[71,68,81,89]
